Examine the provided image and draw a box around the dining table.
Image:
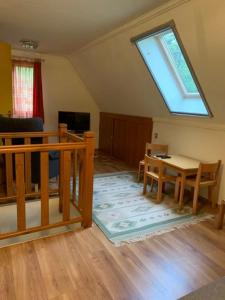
[155,154,201,209]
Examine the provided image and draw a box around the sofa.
[0,115,59,184]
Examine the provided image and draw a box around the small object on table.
[155,154,171,159]
[137,143,168,181]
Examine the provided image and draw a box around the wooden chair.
[176,160,221,214]
[138,143,168,181]
[216,200,225,229]
[143,155,177,203]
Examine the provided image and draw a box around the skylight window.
[132,22,212,117]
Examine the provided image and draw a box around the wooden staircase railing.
[0,124,95,239]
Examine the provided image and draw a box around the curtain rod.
[12,55,45,63]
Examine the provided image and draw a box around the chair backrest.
[145,143,168,156]
[196,160,221,184]
[144,154,164,177]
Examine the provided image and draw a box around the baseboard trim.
[153,117,225,133]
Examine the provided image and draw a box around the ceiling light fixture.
[19,39,39,50]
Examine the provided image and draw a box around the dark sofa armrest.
[49,151,59,160]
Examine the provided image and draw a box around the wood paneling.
[99,113,114,155]
[99,112,153,167]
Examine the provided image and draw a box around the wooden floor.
[1,153,225,300]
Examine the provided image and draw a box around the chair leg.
[150,178,154,192]
[208,186,216,208]
[190,186,195,200]
[138,163,144,182]
[193,186,200,214]
[143,174,147,194]
[216,201,225,229]
[156,180,163,203]
[174,179,180,202]
[137,163,141,182]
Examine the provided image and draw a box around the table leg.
[179,172,186,210]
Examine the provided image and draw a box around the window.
[12,60,44,120]
[132,21,212,117]
[12,60,34,118]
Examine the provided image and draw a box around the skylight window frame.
[131,20,213,118]
[158,34,200,99]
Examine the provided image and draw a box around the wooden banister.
[0,131,58,139]
[24,137,32,193]
[58,123,68,143]
[82,131,95,228]
[67,132,84,142]
[41,151,49,226]
[62,150,71,221]
[59,123,68,213]
[0,142,86,154]
[5,138,13,196]
[0,126,96,240]
[15,153,26,231]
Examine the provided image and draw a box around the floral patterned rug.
[93,172,212,246]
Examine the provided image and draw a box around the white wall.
[67,0,225,201]
[69,0,225,124]
[152,119,225,201]
[12,49,100,145]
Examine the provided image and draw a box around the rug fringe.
[94,171,136,178]
[113,214,214,247]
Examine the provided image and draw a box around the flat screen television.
[58,111,90,133]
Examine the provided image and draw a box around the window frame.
[131,20,213,117]
[158,35,199,98]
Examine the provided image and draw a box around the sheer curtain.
[12,60,34,118]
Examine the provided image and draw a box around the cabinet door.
[99,113,114,155]
[112,118,127,161]
[112,116,152,168]
[99,112,153,168]
[126,120,152,168]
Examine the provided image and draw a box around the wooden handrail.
[0,131,58,138]
[0,142,87,154]
[67,132,84,142]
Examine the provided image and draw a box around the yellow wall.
[0,42,12,115]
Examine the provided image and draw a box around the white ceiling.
[0,0,169,54]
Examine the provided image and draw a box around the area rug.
[93,172,213,246]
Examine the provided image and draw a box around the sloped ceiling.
[69,0,225,123]
[0,0,169,54]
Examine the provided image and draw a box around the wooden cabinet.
[99,112,153,168]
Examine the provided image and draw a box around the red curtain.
[33,62,44,121]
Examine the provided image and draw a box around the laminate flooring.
[0,153,225,300]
